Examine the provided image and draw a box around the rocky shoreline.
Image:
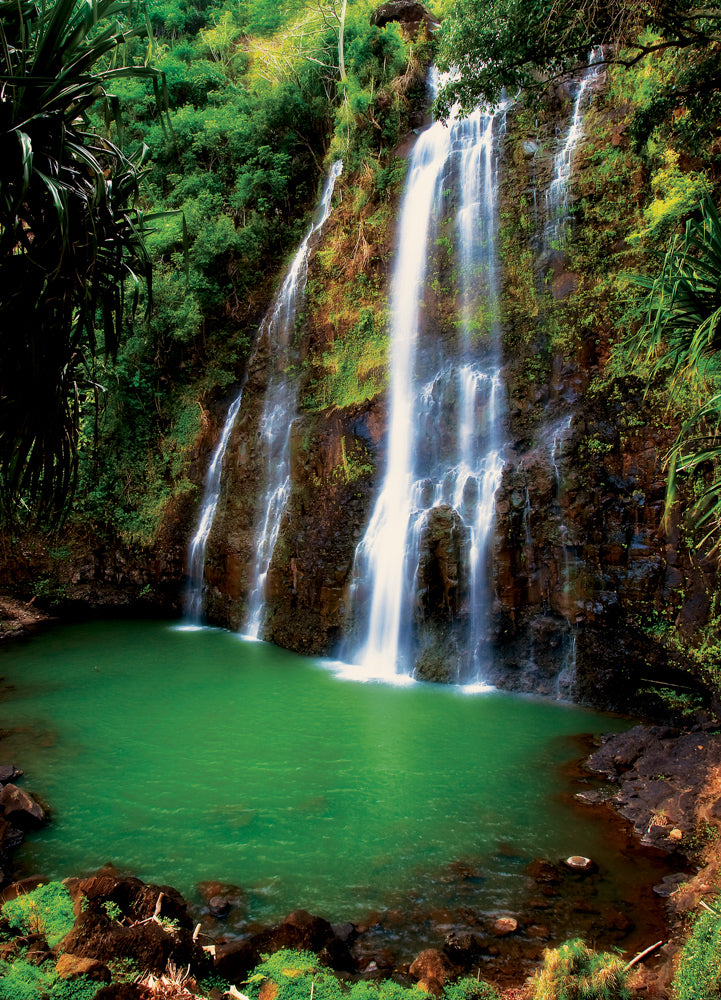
[1,721,719,998]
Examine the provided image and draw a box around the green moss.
[304,306,388,411]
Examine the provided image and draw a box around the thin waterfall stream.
[545,50,603,245]
[184,161,342,627]
[244,161,343,637]
[347,75,507,682]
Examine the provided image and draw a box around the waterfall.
[185,388,245,624]
[184,161,342,629]
[349,74,506,681]
[244,160,343,638]
[545,51,602,245]
[549,417,579,699]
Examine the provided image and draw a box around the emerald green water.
[0,621,660,949]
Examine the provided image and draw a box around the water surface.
[0,621,663,954]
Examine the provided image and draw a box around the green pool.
[0,620,663,952]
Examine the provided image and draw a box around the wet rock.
[526,925,550,940]
[409,948,456,994]
[525,860,562,886]
[562,856,595,873]
[196,881,246,916]
[250,909,355,973]
[416,505,468,621]
[0,783,45,828]
[652,873,687,898]
[585,725,721,852]
[331,921,357,945]
[443,931,480,966]
[0,765,22,785]
[492,917,518,936]
[208,895,231,918]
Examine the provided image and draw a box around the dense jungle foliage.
[0,0,418,533]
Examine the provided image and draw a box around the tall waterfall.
[349,75,506,681]
[245,160,343,638]
[184,161,342,628]
[545,51,602,245]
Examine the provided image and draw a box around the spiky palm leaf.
[0,0,161,517]
[633,197,721,546]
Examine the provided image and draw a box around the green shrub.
[245,950,343,1000]
[672,906,721,1000]
[245,952,428,1000]
[1,883,75,950]
[442,978,500,1000]
[529,938,631,1000]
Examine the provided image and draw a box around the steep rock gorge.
[2,42,717,716]
[190,60,714,711]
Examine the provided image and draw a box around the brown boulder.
[56,953,111,983]
[409,948,456,994]
[0,783,45,827]
[61,871,202,977]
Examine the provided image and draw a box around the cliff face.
[2,55,715,714]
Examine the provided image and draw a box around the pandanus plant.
[634,196,721,547]
[0,0,162,517]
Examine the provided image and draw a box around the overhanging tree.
[436,0,721,113]
[0,0,161,517]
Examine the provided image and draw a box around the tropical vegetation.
[0,0,161,516]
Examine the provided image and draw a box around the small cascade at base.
[347,75,507,682]
[184,389,245,624]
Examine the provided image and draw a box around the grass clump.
[529,938,631,1000]
[244,951,437,1000]
[672,905,721,999]
[442,978,499,1000]
[1,882,75,950]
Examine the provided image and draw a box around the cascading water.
[244,160,343,638]
[545,50,603,245]
[184,389,246,624]
[184,161,342,629]
[549,417,579,698]
[348,74,506,681]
